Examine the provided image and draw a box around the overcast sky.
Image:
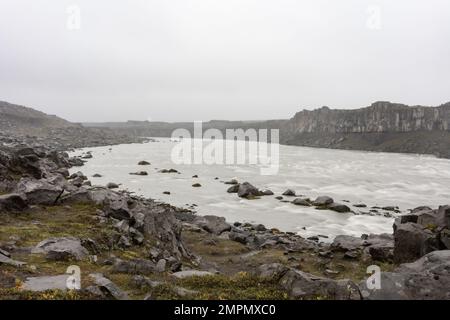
[0,0,449,122]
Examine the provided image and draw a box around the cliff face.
[281,101,450,158]
[287,101,450,134]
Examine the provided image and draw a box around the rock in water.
[237,182,260,199]
[328,203,351,213]
[282,189,296,196]
[129,171,148,176]
[227,184,239,193]
[106,182,119,189]
[313,196,334,206]
[138,161,151,165]
[292,198,311,206]
[260,189,274,196]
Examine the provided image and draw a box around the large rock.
[313,196,334,206]
[237,182,261,199]
[393,223,440,263]
[16,178,63,205]
[32,237,89,261]
[227,185,239,193]
[437,205,450,229]
[0,193,27,211]
[363,234,394,262]
[360,251,450,300]
[88,273,129,300]
[193,215,231,235]
[292,198,311,206]
[22,275,70,292]
[282,189,296,196]
[331,235,366,252]
[112,258,155,275]
[328,203,351,213]
[258,263,361,299]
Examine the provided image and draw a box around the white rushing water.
[69,138,450,240]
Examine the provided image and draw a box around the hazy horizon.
[1,0,449,122]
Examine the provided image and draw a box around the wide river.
[69,138,450,240]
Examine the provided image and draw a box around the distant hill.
[0,101,142,149]
[2,99,450,158]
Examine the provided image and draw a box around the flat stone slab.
[0,253,26,267]
[22,275,70,292]
[171,270,214,279]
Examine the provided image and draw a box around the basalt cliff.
[281,101,450,158]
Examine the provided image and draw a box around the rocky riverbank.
[1,137,449,299]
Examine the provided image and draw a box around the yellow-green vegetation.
[148,273,288,300]
[0,202,395,300]
[0,203,116,247]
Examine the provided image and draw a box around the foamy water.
[69,138,450,239]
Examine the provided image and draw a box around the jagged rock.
[89,273,129,300]
[237,182,261,199]
[437,205,450,229]
[16,178,63,205]
[313,196,334,206]
[0,193,27,211]
[282,189,296,196]
[172,270,214,279]
[331,235,366,252]
[115,220,130,233]
[69,171,87,180]
[393,223,440,263]
[328,203,351,213]
[363,234,394,262]
[258,263,361,299]
[32,237,89,261]
[105,198,132,220]
[291,198,311,206]
[193,215,231,235]
[227,184,239,193]
[257,263,289,280]
[440,229,450,249]
[229,230,251,244]
[360,251,450,300]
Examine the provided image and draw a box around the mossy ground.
[0,203,395,300]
